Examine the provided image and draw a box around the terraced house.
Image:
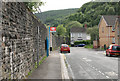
[99,15,117,48]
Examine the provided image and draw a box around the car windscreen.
[63,46,68,47]
[112,46,120,51]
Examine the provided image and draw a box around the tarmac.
[28,50,63,79]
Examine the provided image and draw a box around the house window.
[78,33,80,37]
[112,26,115,32]
[71,33,73,37]
[112,37,115,44]
[71,40,74,42]
[78,33,82,37]
[117,26,119,36]
[102,27,104,33]
[81,33,82,37]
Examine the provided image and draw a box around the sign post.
[50,27,56,32]
[46,37,49,57]
[49,27,56,52]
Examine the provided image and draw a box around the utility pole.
[37,26,39,67]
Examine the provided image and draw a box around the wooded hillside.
[35,8,78,26]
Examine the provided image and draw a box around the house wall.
[99,17,115,48]
[115,20,119,44]
[70,32,89,44]
[115,18,120,45]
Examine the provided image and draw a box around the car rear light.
[109,50,112,53]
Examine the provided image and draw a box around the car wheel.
[68,51,70,53]
[60,51,62,53]
[108,52,111,57]
[105,52,108,56]
[116,55,119,57]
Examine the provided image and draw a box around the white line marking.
[106,76,109,78]
[83,58,87,59]
[98,71,102,73]
[102,73,105,75]
[86,59,92,62]
[116,74,118,75]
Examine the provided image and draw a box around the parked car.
[75,44,86,47]
[106,44,120,57]
[60,44,70,53]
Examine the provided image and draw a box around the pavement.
[28,50,69,79]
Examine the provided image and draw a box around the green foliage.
[84,45,93,49]
[74,40,91,45]
[28,70,32,76]
[66,21,83,28]
[107,7,115,15]
[25,0,44,12]
[65,21,83,37]
[35,62,38,68]
[67,2,119,27]
[87,26,99,42]
[56,25,66,36]
[39,56,47,65]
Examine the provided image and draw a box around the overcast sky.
[40,0,91,12]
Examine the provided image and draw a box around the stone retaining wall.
[1,2,47,79]
[52,35,70,50]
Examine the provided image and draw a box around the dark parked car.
[75,44,86,47]
[60,44,70,53]
[106,44,120,57]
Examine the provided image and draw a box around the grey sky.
[40,0,91,12]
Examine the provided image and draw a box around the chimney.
[84,24,87,29]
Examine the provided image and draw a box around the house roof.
[70,27,86,33]
[115,16,120,28]
[102,15,117,26]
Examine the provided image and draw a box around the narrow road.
[64,47,118,79]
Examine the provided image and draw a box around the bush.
[74,40,91,45]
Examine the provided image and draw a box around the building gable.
[98,16,108,28]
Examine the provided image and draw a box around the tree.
[25,0,44,12]
[87,26,99,42]
[107,7,115,15]
[56,25,66,37]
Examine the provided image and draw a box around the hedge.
[74,40,91,45]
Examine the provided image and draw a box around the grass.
[35,62,38,69]
[39,56,47,65]
[28,70,32,76]
[68,45,71,47]
[84,45,93,49]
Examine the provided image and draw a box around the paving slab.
[28,50,62,79]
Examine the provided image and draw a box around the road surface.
[64,47,118,80]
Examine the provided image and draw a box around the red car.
[60,44,70,53]
[106,44,120,56]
